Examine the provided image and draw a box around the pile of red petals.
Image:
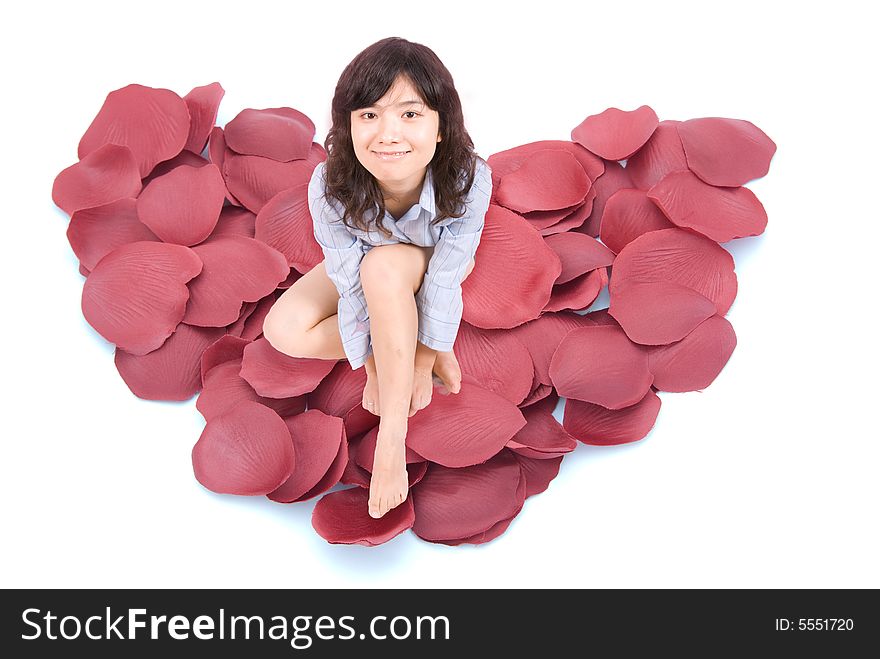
[52,86,774,547]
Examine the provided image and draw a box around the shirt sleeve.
[308,162,372,370]
[415,158,493,352]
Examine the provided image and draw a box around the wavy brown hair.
[321,37,479,240]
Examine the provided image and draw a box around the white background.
[2,0,877,588]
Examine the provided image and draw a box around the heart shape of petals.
[54,88,774,547]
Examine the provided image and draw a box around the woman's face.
[350,75,441,196]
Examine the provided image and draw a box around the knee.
[262,309,311,357]
[360,245,413,291]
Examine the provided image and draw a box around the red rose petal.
[462,205,561,328]
[143,150,210,186]
[254,181,323,272]
[308,361,368,418]
[624,120,688,190]
[404,375,526,468]
[312,487,414,546]
[78,83,190,178]
[233,294,276,342]
[267,409,345,503]
[208,205,257,240]
[610,227,738,315]
[647,169,768,242]
[183,236,289,327]
[504,311,596,385]
[608,280,717,345]
[199,334,249,386]
[598,188,676,254]
[224,107,316,162]
[544,232,615,284]
[506,391,577,459]
[524,202,580,231]
[520,381,554,407]
[223,144,323,214]
[182,82,225,155]
[342,403,381,442]
[537,198,595,236]
[677,117,777,187]
[438,467,527,545]
[543,267,607,313]
[647,314,737,392]
[411,450,524,542]
[575,159,635,237]
[114,322,225,401]
[453,321,533,405]
[207,127,244,207]
[488,140,604,183]
[549,325,653,409]
[563,388,662,445]
[239,337,337,398]
[225,301,256,336]
[495,149,590,213]
[67,198,160,271]
[136,164,227,245]
[52,143,142,215]
[81,241,202,355]
[513,452,565,498]
[196,359,306,421]
[571,105,660,160]
[192,400,295,495]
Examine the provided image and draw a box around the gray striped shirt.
[308,157,493,370]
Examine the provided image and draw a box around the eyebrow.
[366,99,424,109]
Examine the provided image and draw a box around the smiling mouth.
[373,150,411,159]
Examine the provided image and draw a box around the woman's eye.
[360,111,419,119]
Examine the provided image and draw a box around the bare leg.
[362,353,379,416]
[302,314,347,360]
[414,257,475,400]
[361,266,417,519]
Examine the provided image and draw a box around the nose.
[377,114,404,143]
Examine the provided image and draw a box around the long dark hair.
[321,37,479,240]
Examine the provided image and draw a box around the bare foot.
[409,366,433,417]
[433,350,462,394]
[362,354,379,416]
[368,425,409,518]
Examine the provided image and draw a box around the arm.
[415,158,493,352]
[308,163,372,370]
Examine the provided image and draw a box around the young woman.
[263,37,492,520]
